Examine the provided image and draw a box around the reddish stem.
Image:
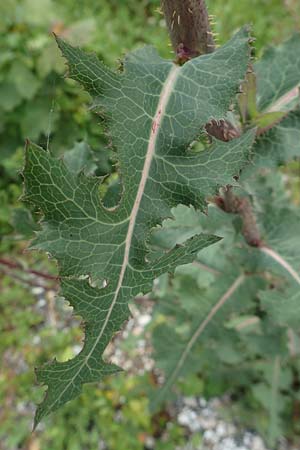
[161,0,215,63]
[0,258,58,281]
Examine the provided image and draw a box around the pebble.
[31,287,45,296]
[178,408,201,432]
[137,314,152,327]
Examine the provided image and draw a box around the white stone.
[32,287,45,295]
[183,397,198,409]
[216,422,227,438]
[178,408,201,432]
[138,314,152,327]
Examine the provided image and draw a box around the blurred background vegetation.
[1,1,300,449]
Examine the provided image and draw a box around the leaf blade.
[24,28,253,424]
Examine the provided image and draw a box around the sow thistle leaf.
[255,33,300,112]
[23,28,253,425]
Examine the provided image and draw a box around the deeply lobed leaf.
[23,28,254,425]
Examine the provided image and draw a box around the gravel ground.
[176,396,290,450]
[26,283,297,450]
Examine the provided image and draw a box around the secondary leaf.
[251,357,287,447]
[151,273,249,409]
[255,33,300,112]
[252,110,300,167]
[23,28,253,425]
[260,286,300,330]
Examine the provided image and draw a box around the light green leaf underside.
[255,33,300,111]
[63,141,97,176]
[151,273,260,410]
[251,357,285,447]
[260,286,300,330]
[252,110,300,167]
[150,167,299,431]
[23,28,253,425]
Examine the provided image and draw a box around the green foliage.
[2,1,300,449]
[150,168,300,444]
[24,27,255,425]
[206,0,300,51]
[0,0,168,168]
[147,27,300,445]
[255,34,300,112]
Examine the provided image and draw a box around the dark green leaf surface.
[23,28,253,424]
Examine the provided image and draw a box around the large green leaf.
[255,33,300,112]
[251,110,300,167]
[23,28,253,425]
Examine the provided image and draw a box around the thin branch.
[0,269,57,291]
[260,246,300,286]
[0,258,58,281]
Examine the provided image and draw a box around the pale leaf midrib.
[43,64,181,416]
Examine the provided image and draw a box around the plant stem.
[0,258,58,281]
[217,187,263,247]
[161,0,215,63]
[0,268,56,291]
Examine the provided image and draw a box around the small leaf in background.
[63,141,97,175]
[0,81,23,111]
[260,286,300,329]
[255,33,300,111]
[253,110,300,167]
[9,61,40,101]
[11,207,39,239]
[36,42,65,78]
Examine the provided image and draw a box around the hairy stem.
[216,187,263,247]
[161,0,215,63]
